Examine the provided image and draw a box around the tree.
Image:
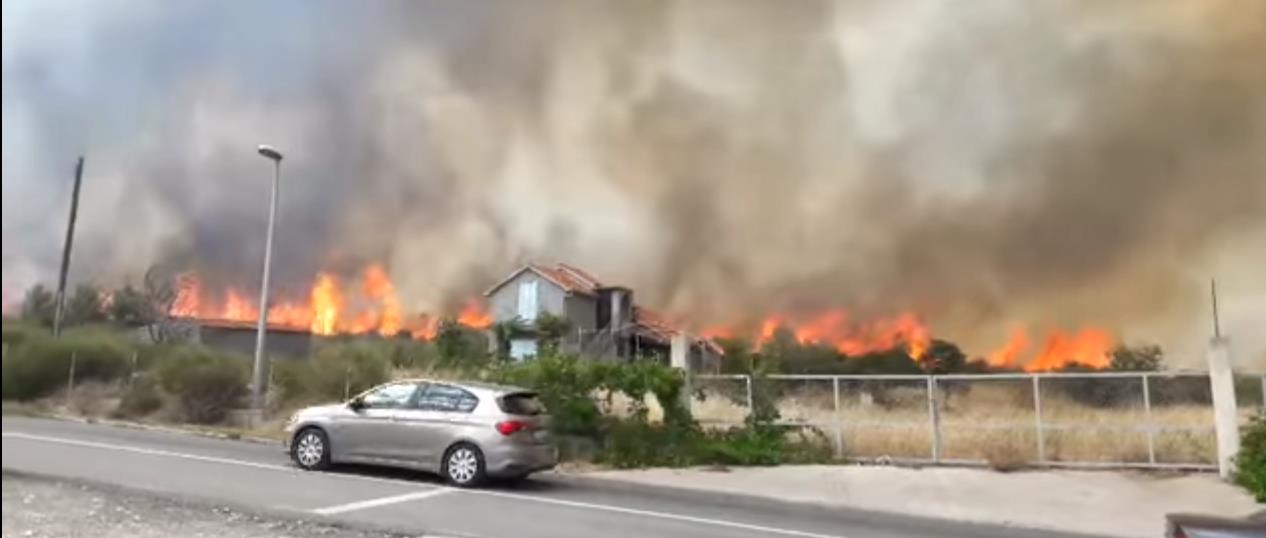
[64,284,106,325]
[142,265,183,342]
[490,317,527,361]
[842,348,923,375]
[20,284,56,326]
[108,284,155,327]
[919,339,967,374]
[715,337,756,375]
[534,312,571,356]
[435,318,488,362]
[1110,344,1164,372]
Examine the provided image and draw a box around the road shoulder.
[576,465,1264,538]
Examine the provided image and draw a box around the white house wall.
[487,269,568,323]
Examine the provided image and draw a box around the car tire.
[442,443,486,488]
[291,427,332,471]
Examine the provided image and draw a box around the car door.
[391,383,480,470]
[337,381,421,461]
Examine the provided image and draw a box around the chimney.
[610,289,622,331]
[598,286,632,333]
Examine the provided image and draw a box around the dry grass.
[691,381,1228,466]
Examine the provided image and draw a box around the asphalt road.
[1,417,1106,538]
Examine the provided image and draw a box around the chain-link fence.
[692,371,1266,470]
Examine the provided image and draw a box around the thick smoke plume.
[3,1,1264,366]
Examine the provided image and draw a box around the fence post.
[1261,374,1265,412]
[744,375,754,415]
[66,352,78,409]
[343,367,352,400]
[1032,375,1046,464]
[926,376,941,462]
[833,376,843,459]
[128,351,139,388]
[1141,374,1156,464]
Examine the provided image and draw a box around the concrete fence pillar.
[1207,337,1240,480]
[670,333,692,414]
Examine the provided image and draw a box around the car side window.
[415,384,479,413]
[360,382,419,409]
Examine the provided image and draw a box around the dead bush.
[113,375,164,419]
[67,381,120,417]
[156,348,248,424]
[981,438,1031,472]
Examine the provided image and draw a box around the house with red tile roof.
[483,263,720,368]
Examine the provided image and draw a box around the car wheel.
[291,427,331,471]
[442,443,486,487]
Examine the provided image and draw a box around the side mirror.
[348,397,365,411]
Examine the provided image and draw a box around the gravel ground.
[1,472,412,538]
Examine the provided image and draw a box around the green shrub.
[385,339,442,370]
[274,342,391,404]
[689,426,783,466]
[156,348,247,424]
[489,354,605,436]
[2,332,133,401]
[1236,413,1266,502]
[114,374,163,419]
[599,420,700,468]
[2,320,47,349]
[486,353,689,437]
[596,420,832,468]
[485,352,833,468]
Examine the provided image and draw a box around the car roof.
[394,378,534,397]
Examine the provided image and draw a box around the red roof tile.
[532,264,601,296]
[632,307,725,354]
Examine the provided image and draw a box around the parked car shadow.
[320,463,566,493]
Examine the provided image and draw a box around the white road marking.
[3,430,849,538]
[3,431,400,487]
[311,489,453,515]
[2,431,289,471]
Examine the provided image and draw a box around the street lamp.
[252,144,283,411]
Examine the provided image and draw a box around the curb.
[5,411,281,445]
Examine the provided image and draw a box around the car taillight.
[1166,523,1186,538]
[496,420,529,436]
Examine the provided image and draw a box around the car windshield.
[499,392,544,416]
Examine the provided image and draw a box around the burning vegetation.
[157,260,1114,371]
[167,263,492,340]
[701,311,1112,372]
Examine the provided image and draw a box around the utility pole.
[1206,276,1239,479]
[52,156,85,338]
[1210,278,1221,339]
[252,145,284,412]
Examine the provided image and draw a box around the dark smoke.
[3,1,1264,366]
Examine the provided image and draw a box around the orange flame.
[362,265,402,336]
[170,274,201,317]
[457,299,493,329]
[406,315,441,340]
[708,310,932,360]
[165,264,488,340]
[987,327,1030,368]
[308,273,341,335]
[985,326,1113,371]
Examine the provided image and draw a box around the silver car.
[284,379,555,487]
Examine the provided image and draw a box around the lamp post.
[252,145,283,411]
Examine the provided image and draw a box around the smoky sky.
[3,0,1264,366]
